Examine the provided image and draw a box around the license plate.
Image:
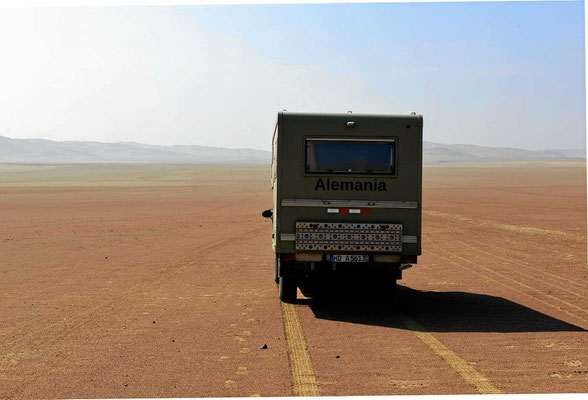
[330,254,369,263]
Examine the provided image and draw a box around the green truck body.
[264,111,423,302]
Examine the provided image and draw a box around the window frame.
[304,137,398,177]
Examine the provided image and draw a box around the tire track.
[0,225,265,373]
[426,242,588,325]
[281,303,320,397]
[432,237,587,301]
[0,194,260,230]
[424,210,585,243]
[429,239,588,317]
[451,238,588,291]
[399,315,502,394]
[425,218,587,290]
[0,197,259,344]
[1,225,267,398]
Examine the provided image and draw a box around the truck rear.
[262,112,423,302]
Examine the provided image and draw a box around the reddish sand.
[0,163,586,398]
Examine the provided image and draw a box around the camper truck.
[262,112,423,302]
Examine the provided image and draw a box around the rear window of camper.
[305,139,396,174]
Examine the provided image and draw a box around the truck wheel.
[376,277,396,304]
[279,277,297,303]
[274,255,280,284]
[390,279,397,296]
[383,279,397,303]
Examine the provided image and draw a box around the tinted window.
[306,139,395,174]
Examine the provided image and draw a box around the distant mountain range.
[423,141,585,164]
[0,136,270,164]
[0,135,584,165]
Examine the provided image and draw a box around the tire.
[380,279,397,304]
[373,275,396,304]
[274,255,280,284]
[279,276,297,303]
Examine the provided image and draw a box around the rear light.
[402,255,417,264]
[283,254,296,262]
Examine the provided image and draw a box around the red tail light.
[402,255,417,264]
[283,254,295,262]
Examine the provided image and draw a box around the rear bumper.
[284,252,417,264]
[278,255,414,281]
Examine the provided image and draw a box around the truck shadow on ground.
[303,283,586,333]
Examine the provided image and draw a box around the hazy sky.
[0,2,585,151]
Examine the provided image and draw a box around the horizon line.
[1,134,585,153]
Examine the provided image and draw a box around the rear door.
[276,113,422,256]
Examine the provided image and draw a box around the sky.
[0,2,585,151]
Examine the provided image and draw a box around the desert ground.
[0,162,586,398]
